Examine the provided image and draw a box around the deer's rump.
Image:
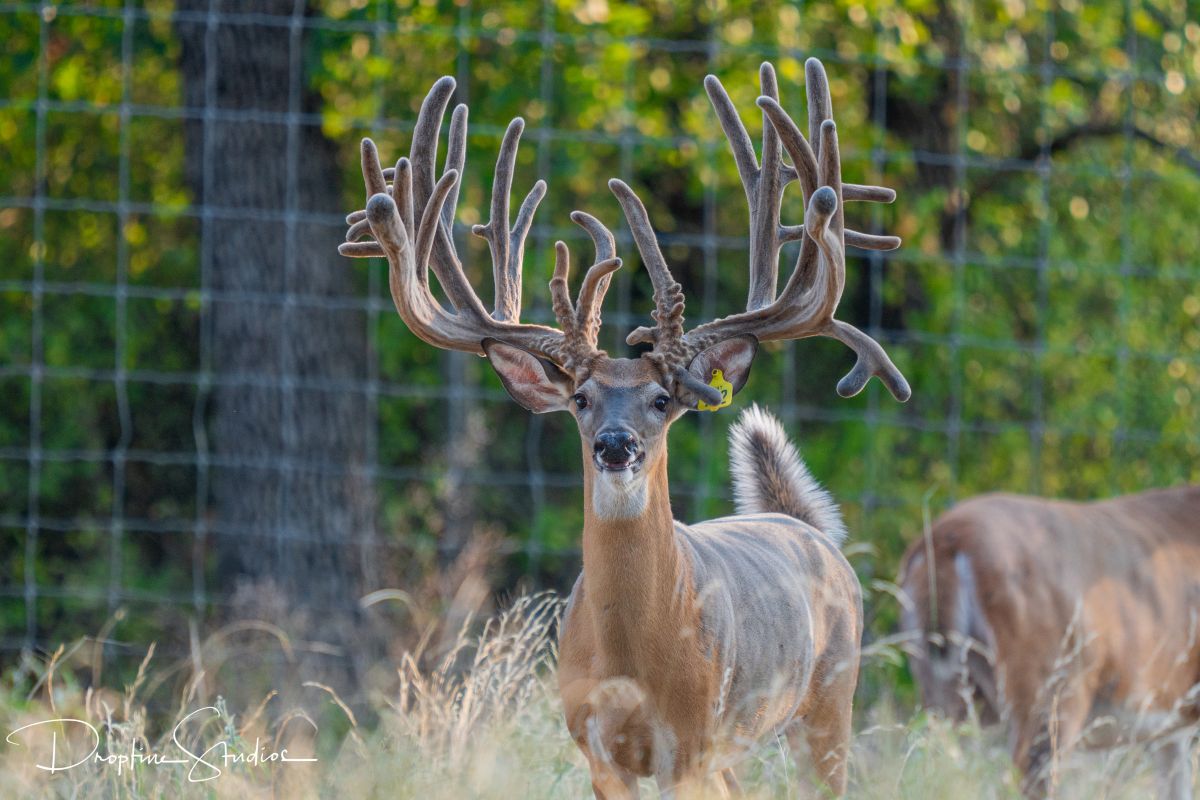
[679,513,862,744]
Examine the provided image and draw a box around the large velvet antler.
[340,77,622,374]
[614,59,910,401]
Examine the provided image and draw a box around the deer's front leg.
[1008,676,1089,799]
[576,693,649,800]
[563,674,661,798]
[653,770,734,800]
[565,697,641,800]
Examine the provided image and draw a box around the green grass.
[0,594,1191,799]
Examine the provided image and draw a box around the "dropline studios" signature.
[5,706,318,783]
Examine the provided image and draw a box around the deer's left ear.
[482,339,574,413]
[675,335,758,409]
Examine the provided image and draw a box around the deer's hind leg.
[788,659,858,797]
[792,699,853,796]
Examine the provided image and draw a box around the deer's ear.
[482,339,574,414]
[675,335,759,408]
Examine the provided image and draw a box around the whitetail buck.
[899,488,1200,798]
[340,59,909,797]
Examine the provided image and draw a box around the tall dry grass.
[1,590,1192,799]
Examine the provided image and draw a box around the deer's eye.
[653,395,670,412]
[573,393,588,410]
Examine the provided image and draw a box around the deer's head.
[341,61,910,518]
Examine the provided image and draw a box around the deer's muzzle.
[593,430,642,472]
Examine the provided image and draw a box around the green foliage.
[0,0,1197,676]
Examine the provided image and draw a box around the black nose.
[594,429,639,462]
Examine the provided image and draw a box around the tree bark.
[176,0,377,702]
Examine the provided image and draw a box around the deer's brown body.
[341,58,908,797]
[558,458,862,793]
[899,488,1200,798]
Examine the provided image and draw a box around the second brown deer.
[899,488,1200,799]
[341,59,908,798]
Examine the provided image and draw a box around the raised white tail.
[728,404,847,545]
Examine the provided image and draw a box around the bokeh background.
[0,0,1197,702]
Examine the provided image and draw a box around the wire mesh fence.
[0,0,1198,667]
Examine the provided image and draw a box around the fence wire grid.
[0,0,1198,663]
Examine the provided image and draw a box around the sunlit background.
[0,0,1197,708]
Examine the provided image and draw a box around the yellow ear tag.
[697,369,733,412]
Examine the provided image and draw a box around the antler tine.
[341,138,389,257]
[571,210,617,262]
[412,171,460,286]
[827,318,911,400]
[547,226,623,371]
[752,62,786,308]
[755,95,831,301]
[818,119,843,230]
[403,77,487,315]
[442,104,468,231]
[703,74,757,196]
[362,134,388,197]
[704,62,798,312]
[394,157,415,245]
[608,179,674,293]
[805,60,845,290]
[803,185,846,322]
[477,118,518,318]
[550,242,577,332]
[609,179,688,362]
[410,77,455,205]
[506,178,547,314]
[803,59,900,248]
[470,117,547,322]
[805,166,910,400]
[844,184,897,203]
[570,211,621,349]
[805,58,833,150]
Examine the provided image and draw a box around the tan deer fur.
[558,401,862,797]
[898,487,1200,799]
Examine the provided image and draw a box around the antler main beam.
[339,76,620,372]
[614,58,912,402]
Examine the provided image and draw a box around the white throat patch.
[592,469,648,520]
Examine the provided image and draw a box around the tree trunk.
[176,0,377,702]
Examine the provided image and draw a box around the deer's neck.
[580,451,690,674]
